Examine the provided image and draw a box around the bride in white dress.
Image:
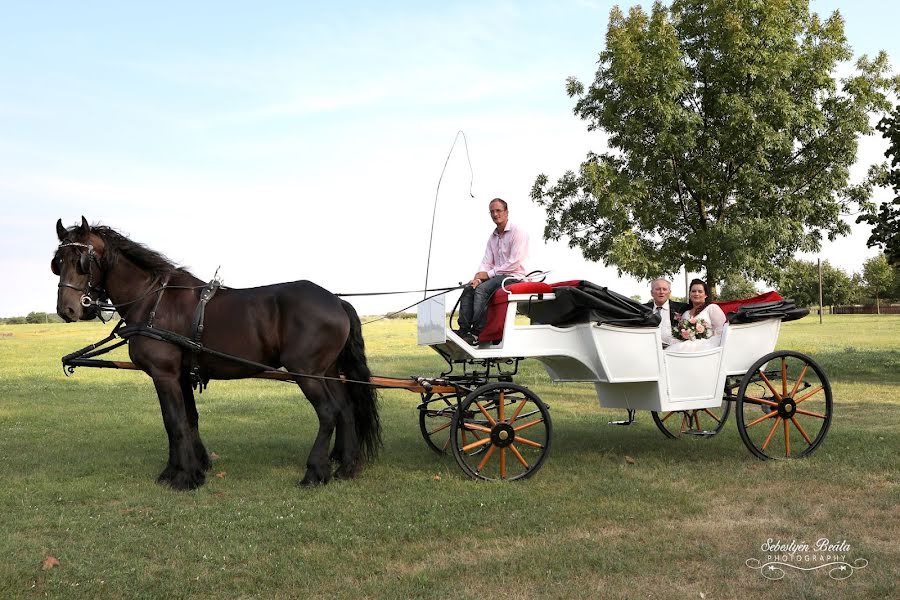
[665,279,727,353]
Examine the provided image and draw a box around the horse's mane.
[82,225,194,279]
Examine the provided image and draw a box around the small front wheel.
[651,398,731,439]
[451,382,552,481]
[735,350,832,460]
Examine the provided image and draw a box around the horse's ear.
[56,219,68,241]
[79,216,90,236]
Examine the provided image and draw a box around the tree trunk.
[876,293,881,315]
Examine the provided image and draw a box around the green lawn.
[0,315,897,599]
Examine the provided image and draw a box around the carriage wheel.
[450,382,552,481]
[419,392,461,454]
[650,397,731,439]
[735,351,832,460]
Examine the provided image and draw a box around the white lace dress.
[665,304,727,353]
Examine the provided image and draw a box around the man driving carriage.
[456,198,530,345]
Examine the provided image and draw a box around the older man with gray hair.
[645,277,690,348]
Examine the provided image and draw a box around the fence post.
[818,258,824,324]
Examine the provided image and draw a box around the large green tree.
[858,107,900,266]
[532,0,898,293]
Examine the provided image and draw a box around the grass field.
[1,315,898,599]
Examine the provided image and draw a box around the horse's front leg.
[181,373,211,472]
[152,373,206,490]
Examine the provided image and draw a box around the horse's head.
[52,216,107,322]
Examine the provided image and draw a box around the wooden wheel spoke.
[680,412,688,434]
[790,416,813,445]
[428,421,452,435]
[500,448,506,479]
[509,399,527,424]
[660,411,675,422]
[761,416,782,451]
[462,436,493,453]
[789,365,809,398]
[463,422,493,434]
[781,358,788,397]
[702,408,722,423]
[475,401,497,426]
[747,410,777,428]
[475,444,497,473]
[514,418,544,432]
[442,434,452,451]
[743,394,778,407]
[794,408,827,419]
[784,418,791,456]
[513,435,544,449]
[509,443,529,468]
[794,385,824,404]
[497,390,505,422]
[758,371,783,401]
[693,411,701,429]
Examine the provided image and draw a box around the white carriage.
[415,280,833,481]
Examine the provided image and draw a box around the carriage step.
[684,429,716,437]
[608,410,636,426]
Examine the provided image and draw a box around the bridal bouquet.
[672,315,713,341]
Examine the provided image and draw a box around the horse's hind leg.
[181,373,211,471]
[327,380,362,480]
[297,379,340,487]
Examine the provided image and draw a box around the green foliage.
[772,258,855,307]
[533,0,899,289]
[858,106,900,266]
[718,272,758,300]
[862,254,896,311]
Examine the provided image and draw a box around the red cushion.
[479,281,565,342]
[714,291,783,315]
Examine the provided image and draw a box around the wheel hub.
[777,397,797,419]
[490,422,516,448]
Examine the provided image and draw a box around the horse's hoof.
[156,465,177,484]
[333,462,362,480]
[159,468,205,491]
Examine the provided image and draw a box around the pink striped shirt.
[478,221,529,278]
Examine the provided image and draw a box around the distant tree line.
[717,253,900,311]
[0,312,66,325]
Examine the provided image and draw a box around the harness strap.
[146,275,170,328]
[188,278,221,392]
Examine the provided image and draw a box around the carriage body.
[417,286,831,480]
[423,292,782,412]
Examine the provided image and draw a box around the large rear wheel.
[735,351,832,460]
[450,382,552,481]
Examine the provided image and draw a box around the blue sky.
[3,1,899,317]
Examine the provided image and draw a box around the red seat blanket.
[479,280,581,342]
[714,290,783,316]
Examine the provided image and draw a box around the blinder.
[77,250,92,275]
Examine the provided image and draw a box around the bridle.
[56,241,107,309]
[55,239,204,323]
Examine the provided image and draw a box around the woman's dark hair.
[688,278,711,316]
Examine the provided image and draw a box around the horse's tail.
[338,300,382,461]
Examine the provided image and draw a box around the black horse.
[52,217,380,490]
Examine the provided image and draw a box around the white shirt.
[653,300,675,346]
[478,221,529,278]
